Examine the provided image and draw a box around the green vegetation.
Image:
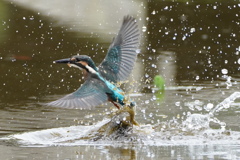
[153,75,165,102]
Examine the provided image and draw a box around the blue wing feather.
[100,46,121,75]
[99,15,140,83]
[47,78,108,109]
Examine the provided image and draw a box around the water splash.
[182,92,240,133]
[182,114,210,132]
[1,92,240,147]
[210,92,240,115]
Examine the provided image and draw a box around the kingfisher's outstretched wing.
[98,15,140,83]
[47,78,108,109]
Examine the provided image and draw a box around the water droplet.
[204,103,214,111]
[221,68,228,75]
[149,113,153,117]
[151,64,156,68]
[152,95,156,101]
[164,6,169,10]
[136,49,141,54]
[190,28,196,33]
[142,26,147,32]
[175,101,180,106]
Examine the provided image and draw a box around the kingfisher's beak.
[53,58,86,70]
[53,58,71,64]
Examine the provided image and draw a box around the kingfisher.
[48,15,140,110]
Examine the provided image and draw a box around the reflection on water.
[0,0,240,159]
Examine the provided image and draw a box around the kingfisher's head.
[54,55,98,73]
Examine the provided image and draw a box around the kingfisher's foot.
[110,100,120,109]
[115,106,139,126]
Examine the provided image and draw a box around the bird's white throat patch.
[67,63,96,74]
[85,65,97,74]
